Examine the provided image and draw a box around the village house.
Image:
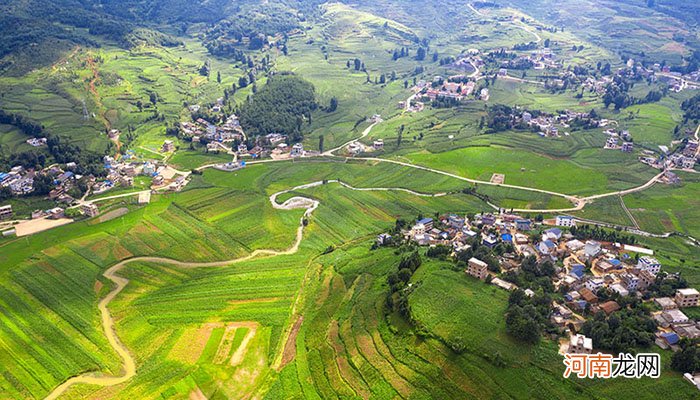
[638,256,661,275]
[565,239,585,252]
[585,278,605,292]
[376,233,392,246]
[47,207,65,219]
[579,287,598,304]
[0,204,12,220]
[161,140,175,153]
[598,300,621,315]
[417,217,434,231]
[80,203,99,218]
[515,219,532,231]
[584,240,601,259]
[555,215,575,227]
[620,273,639,291]
[290,143,304,158]
[610,283,629,297]
[373,139,384,150]
[568,334,593,354]
[662,309,689,325]
[655,297,678,310]
[466,257,489,280]
[676,288,700,308]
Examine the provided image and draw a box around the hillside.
[1,1,700,399]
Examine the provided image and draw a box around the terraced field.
[266,244,696,400]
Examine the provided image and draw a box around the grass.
[624,171,700,238]
[0,1,699,398]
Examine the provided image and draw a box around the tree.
[217,71,221,84]
[136,100,143,112]
[544,38,550,48]
[149,92,158,106]
[671,340,699,373]
[397,124,404,147]
[354,58,362,71]
[329,97,338,112]
[238,76,249,88]
[416,47,426,61]
[319,135,325,153]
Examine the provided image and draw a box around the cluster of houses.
[638,140,697,182]
[656,69,700,93]
[378,210,700,365]
[346,139,384,155]
[180,113,245,145]
[602,128,634,153]
[517,109,608,138]
[415,78,477,102]
[0,166,36,195]
[499,48,562,71]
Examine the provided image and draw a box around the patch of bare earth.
[94,280,103,294]
[279,316,303,369]
[230,323,258,367]
[189,387,207,400]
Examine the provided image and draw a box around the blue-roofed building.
[574,300,588,311]
[417,217,434,230]
[545,228,563,240]
[501,233,513,242]
[570,264,585,279]
[610,259,622,268]
[660,332,680,346]
[538,240,557,255]
[515,219,532,231]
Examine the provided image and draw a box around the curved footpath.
[44,181,453,399]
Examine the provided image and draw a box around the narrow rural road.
[323,120,381,156]
[43,180,454,399]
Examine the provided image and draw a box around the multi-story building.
[637,256,661,275]
[568,334,593,354]
[466,257,489,280]
[675,288,700,308]
[0,204,12,220]
[80,203,100,218]
[555,215,575,227]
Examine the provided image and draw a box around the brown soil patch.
[169,325,215,365]
[98,207,129,223]
[189,387,207,400]
[94,280,104,294]
[279,316,303,369]
[112,244,134,261]
[15,218,73,237]
[230,324,257,367]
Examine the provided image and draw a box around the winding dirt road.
[43,180,456,399]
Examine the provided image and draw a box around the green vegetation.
[238,74,317,141]
[1,0,700,398]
